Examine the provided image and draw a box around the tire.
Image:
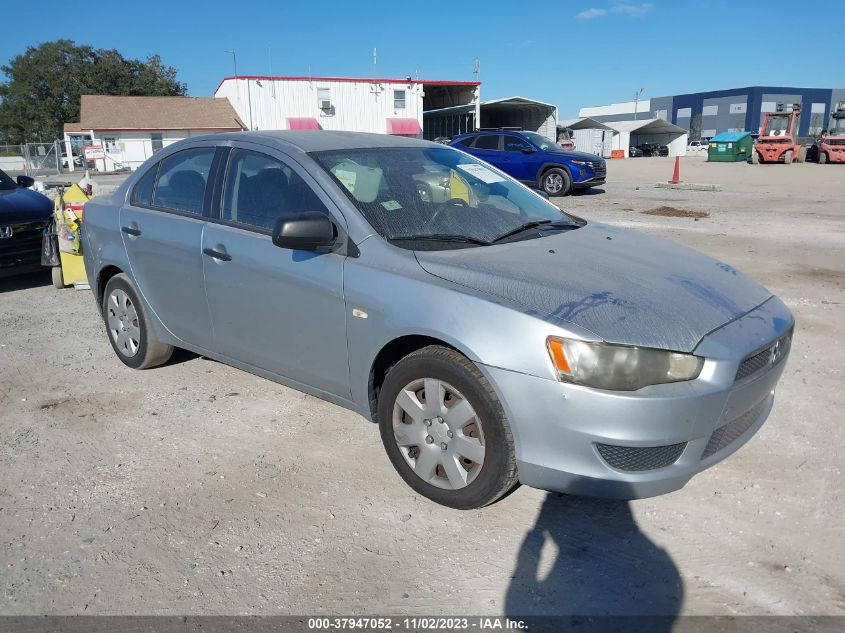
[102,273,173,369]
[751,151,760,164]
[51,266,65,289]
[540,168,571,197]
[797,146,807,163]
[819,152,828,165]
[783,150,793,165]
[377,345,518,509]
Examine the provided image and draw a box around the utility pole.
[634,87,644,120]
[373,47,377,66]
[224,49,238,77]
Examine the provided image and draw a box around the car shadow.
[162,347,202,367]
[504,492,683,627]
[0,270,51,293]
[569,188,606,196]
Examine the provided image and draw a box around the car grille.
[826,138,845,146]
[702,397,769,459]
[596,442,686,472]
[591,161,607,176]
[0,219,49,271]
[735,329,792,382]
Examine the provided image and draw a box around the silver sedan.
[81,131,793,509]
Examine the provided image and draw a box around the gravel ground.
[1,156,843,617]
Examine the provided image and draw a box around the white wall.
[610,130,687,157]
[216,78,425,135]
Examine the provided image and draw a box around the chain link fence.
[0,142,67,177]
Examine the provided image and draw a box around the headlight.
[571,160,590,166]
[546,336,704,391]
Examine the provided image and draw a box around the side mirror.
[17,175,35,188]
[272,212,337,251]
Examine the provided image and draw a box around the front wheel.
[751,151,760,164]
[783,150,793,165]
[540,168,571,197]
[377,346,518,509]
[102,273,173,369]
[819,152,828,165]
[797,146,807,163]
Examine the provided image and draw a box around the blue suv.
[450,130,606,196]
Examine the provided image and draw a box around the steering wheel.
[428,198,468,227]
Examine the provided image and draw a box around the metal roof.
[604,118,687,135]
[710,131,751,142]
[481,96,557,110]
[215,75,480,94]
[557,117,616,131]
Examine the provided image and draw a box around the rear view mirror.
[272,212,337,252]
[17,175,35,188]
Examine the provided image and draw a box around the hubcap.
[545,173,563,194]
[392,378,486,490]
[106,289,141,357]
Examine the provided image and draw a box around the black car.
[629,146,644,157]
[636,143,668,157]
[0,170,53,278]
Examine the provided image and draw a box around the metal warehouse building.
[580,86,845,139]
[215,75,481,138]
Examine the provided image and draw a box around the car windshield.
[521,132,561,152]
[311,146,578,249]
[0,169,17,191]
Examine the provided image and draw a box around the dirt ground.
[1,156,843,617]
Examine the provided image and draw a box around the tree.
[690,113,703,141]
[0,40,186,143]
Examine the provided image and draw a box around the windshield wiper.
[389,234,490,245]
[490,219,577,243]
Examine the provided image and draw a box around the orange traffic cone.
[669,156,681,184]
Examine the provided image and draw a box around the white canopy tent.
[605,118,688,157]
[558,117,618,157]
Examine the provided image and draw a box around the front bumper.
[482,296,793,499]
[572,176,606,189]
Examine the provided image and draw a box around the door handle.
[203,247,232,262]
[121,226,142,237]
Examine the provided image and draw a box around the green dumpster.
[707,131,753,162]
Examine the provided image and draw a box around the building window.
[702,105,718,116]
[318,88,332,114]
[729,103,747,114]
[394,89,406,110]
[103,136,119,153]
[150,132,163,153]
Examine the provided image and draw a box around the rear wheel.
[541,168,571,197]
[377,345,518,509]
[819,151,828,165]
[783,150,793,165]
[797,146,807,163]
[102,274,173,369]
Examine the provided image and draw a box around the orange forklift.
[816,101,845,164]
[751,103,806,164]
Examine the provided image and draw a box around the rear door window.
[151,147,215,214]
[474,135,501,150]
[455,137,476,148]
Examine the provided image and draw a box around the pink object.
[386,118,422,135]
[287,117,322,130]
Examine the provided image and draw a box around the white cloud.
[576,7,608,19]
[576,3,654,19]
[613,2,654,17]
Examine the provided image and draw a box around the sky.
[2,0,842,117]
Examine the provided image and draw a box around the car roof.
[184,130,440,152]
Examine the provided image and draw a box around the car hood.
[0,187,53,224]
[414,222,772,352]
